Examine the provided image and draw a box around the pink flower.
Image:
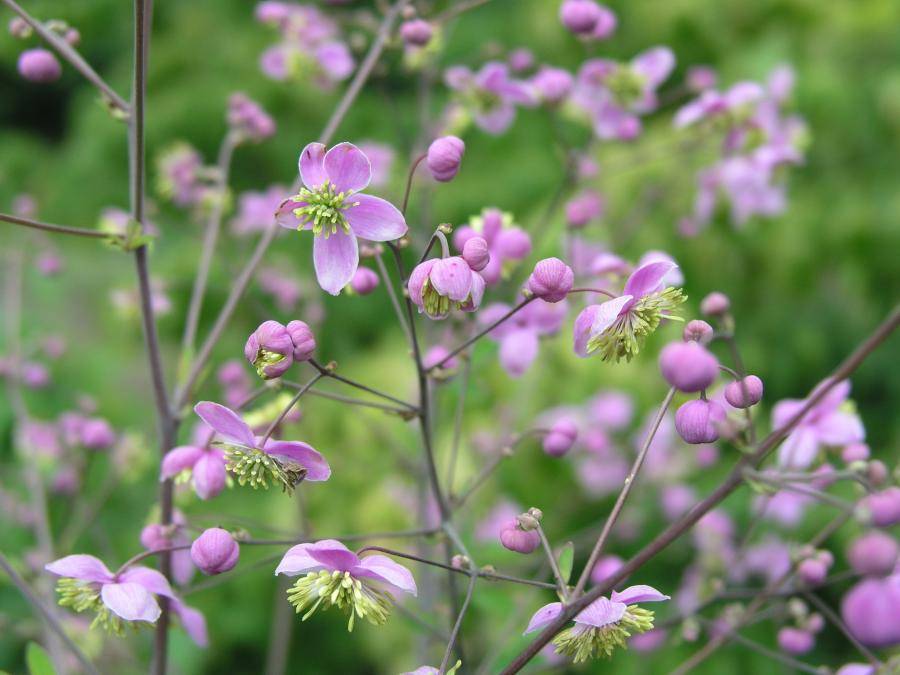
[227,93,275,142]
[772,379,864,468]
[453,208,531,285]
[542,418,579,457]
[194,401,330,493]
[658,341,719,393]
[277,142,408,295]
[408,257,485,320]
[18,48,61,83]
[275,539,416,629]
[531,66,574,104]
[565,190,604,228]
[444,62,536,135]
[160,439,228,501]
[140,510,194,586]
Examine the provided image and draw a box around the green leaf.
[26,642,56,675]
[557,541,574,584]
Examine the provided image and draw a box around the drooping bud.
[675,399,726,444]
[542,418,578,457]
[499,520,540,554]
[847,531,898,577]
[777,627,814,655]
[8,17,31,38]
[64,28,80,46]
[285,320,316,363]
[659,341,719,393]
[18,48,62,83]
[531,66,574,104]
[841,577,900,648]
[797,557,828,586]
[857,487,900,527]
[588,4,617,40]
[564,190,604,228]
[349,267,380,295]
[867,460,889,487]
[700,291,730,317]
[682,319,713,344]
[462,236,490,272]
[527,257,574,303]
[426,136,465,182]
[841,443,870,463]
[80,418,115,450]
[245,320,294,379]
[190,528,239,575]
[559,0,601,35]
[399,19,433,47]
[724,375,764,408]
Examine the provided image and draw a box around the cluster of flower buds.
[244,320,316,379]
[12,18,80,84]
[796,547,834,586]
[777,600,824,655]
[227,93,276,142]
[500,507,542,554]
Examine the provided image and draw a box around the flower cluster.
[453,208,532,284]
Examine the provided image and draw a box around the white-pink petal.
[611,584,670,604]
[354,555,417,596]
[299,142,328,190]
[574,596,627,628]
[101,582,161,623]
[45,554,113,583]
[274,544,324,576]
[194,402,256,449]
[344,193,407,242]
[118,566,177,599]
[313,230,359,296]
[324,142,371,194]
[624,261,676,299]
[524,602,563,634]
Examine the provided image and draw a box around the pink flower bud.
[778,627,814,655]
[687,65,717,92]
[857,487,900,527]
[499,521,540,554]
[494,227,532,260]
[682,319,713,344]
[542,418,578,457]
[659,341,719,393]
[700,291,730,317]
[565,190,604,228]
[559,0,601,35]
[528,257,574,303]
[423,345,458,372]
[675,399,726,444]
[590,554,624,584]
[244,320,294,379]
[841,577,900,648]
[867,460,888,487]
[724,375,764,408]
[797,558,828,586]
[462,236,490,272]
[36,252,62,276]
[190,528,239,575]
[426,136,465,182]
[80,418,115,450]
[847,531,898,577]
[841,443,870,463]
[531,66,574,104]
[806,613,825,634]
[285,320,316,363]
[21,361,49,389]
[8,17,31,38]
[399,19,433,46]
[18,48,62,83]
[64,28,81,46]
[508,48,534,72]
[588,4,617,40]
[350,267,379,295]
[140,523,169,551]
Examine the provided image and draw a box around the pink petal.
[772,398,807,430]
[262,440,332,481]
[778,427,820,469]
[171,599,208,647]
[408,259,437,308]
[160,445,203,480]
[590,295,633,335]
[631,46,675,88]
[574,305,600,358]
[353,555,417,596]
[192,452,227,499]
[499,329,539,378]
[430,258,473,302]
[306,539,359,572]
[100,582,161,622]
[313,230,358,295]
[574,596,627,628]
[172,549,195,586]
[45,555,113,583]
[274,544,324,576]
[812,379,851,416]
[524,602,563,634]
[344,193,407,242]
[193,402,255,448]
[118,566,176,599]
[474,102,516,135]
[299,142,328,190]
[815,411,864,446]
[275,198,310,230]
[611,584,670,604]
[324,142,371,194]
[461,271,485,312]
[624,261,676,299]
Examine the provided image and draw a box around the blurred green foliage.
[1,0,899,673]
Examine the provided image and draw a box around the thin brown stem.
[306,359,418,412]
[401,154,426,215]
[0,212,114,239]
[303,387,414,415]
[440,572,476,673]
[536,524,568,601]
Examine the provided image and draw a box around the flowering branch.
[0,0,130,114]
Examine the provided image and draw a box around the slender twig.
[742,471,856,512]
[1,0,129,113]
[440,572,477,673]
[451,450,510,508]
[0,553,101,675]
[180,131,238,362]
[375,252,412,346]
[536,524,568,601]
[802,590,882,667]
[572,387,676,598]
[303,387,414,415]
[0,212,114,239]
[501,304,900,673]
[568,287,617,298]
[434,0,493,24]
[697,619,823,675]
[401,154,426,215]
[173,0,408,409]
[306,360,418,412]
[260,373,323,444]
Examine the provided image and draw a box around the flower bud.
[190,527,239,575]
[64,28,80,46]
[675,399,726,444]
[245,320,294,379]
[508,48,534,72]
[847,531,898,577]
[285,320,316,363]
[590,554,624,584]
[462,236,490,272]
[777,627,814,655]
[867,460,888,487]
[399,19,433,47]
[18,48,62,83]
[80,418,115,450]
[516,513,540,531]
[806,613,824,634]
[499,521,540,554]
[21,362,49,389]
[531,66,574,104]
[687,65,717,92]
[8,17,31,38]
[797,557,828,586]
[564,190,604,228]
[451,554,470,569]
[493,227,532,260]
[841,443,870,463]
[559,0,601,35]
[857,487,900,527]
[349,267,379,295]
[659,341,719,393]
[840,577,900,648]
[426,136,465,182]
[700,291,730,317]
[542,418,578,457]
[588,4,617,40]
[682,319,713,344]
[423,345,458,372]
[724,375,764,408]
[527,257,574,303]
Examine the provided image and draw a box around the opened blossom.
[194,401,330,494]
[525,585,669,662]
[444,61,536,134]
[275,539,416,631]
[277,142,408,294]
[574,260,686,362]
